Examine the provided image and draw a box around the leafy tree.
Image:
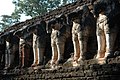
[0,14,20,31]
[12,0,77,17]
[12,0,62,17]
[0,0,77,31]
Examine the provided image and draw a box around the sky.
[0,0,15,16]
[0,0,73,22]
[0,0,31,22]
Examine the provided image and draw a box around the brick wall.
[1,56,120,80]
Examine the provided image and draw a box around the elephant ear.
[68,12,78,21]
[36,20,47,33]
[46,19,55,33]
[93,2,102,17]
[59,14,67,24]
[14,30,22,38]
[82,5,90,14]
[67,12,75,25]
[14,25,29,38]
[0,33,7,39]
[1,29,14,40]
[40,20,46,28]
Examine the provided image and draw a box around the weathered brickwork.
[0,56,120,80]
[0,0,120,80]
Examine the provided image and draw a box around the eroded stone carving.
[0,36,6,69]
[68,5,96,66]
[14,26,33,68]
[0,0,120,71]
[1,30,19,69]
[27,20,47,67]
[93,0,120,64]
[47,14,71,68]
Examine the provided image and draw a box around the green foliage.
[0,0,77,31]
[12,0,61,17]
[0,14,20,31]
[12,0,77,17]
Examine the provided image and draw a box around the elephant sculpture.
[47,14,71,68]
[68,5,96,66]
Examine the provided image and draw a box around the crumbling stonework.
[0,0,120,80]
[1,56,120,80]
